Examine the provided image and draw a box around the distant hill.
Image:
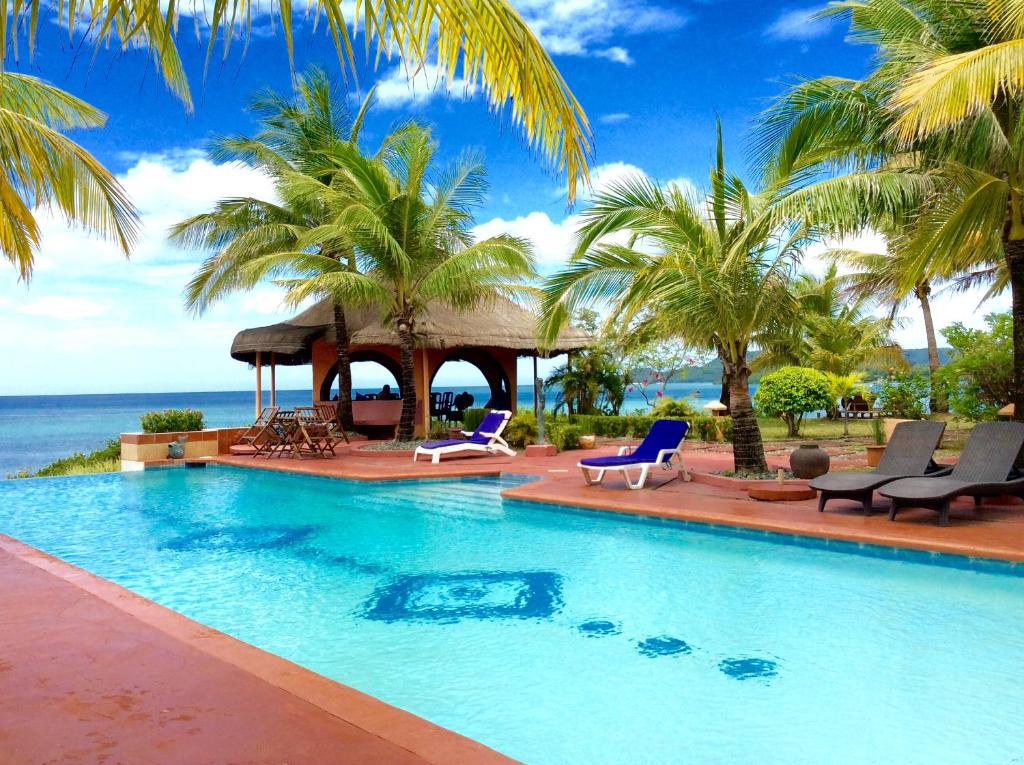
[675,347,952,384]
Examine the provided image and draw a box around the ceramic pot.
[789,443,829,479]
[578,435,597,449]
[168,435,187,459]
[865,444,886,468]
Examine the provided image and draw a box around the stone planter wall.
[121,427,247,469]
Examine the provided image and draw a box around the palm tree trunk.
[1007,236,1024,423]
[396,316,417,441]
[725,360,768,474]
[332,302,355,431]
[719,369,731,412]
[916,282,947,414]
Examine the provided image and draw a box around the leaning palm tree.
[5,0,592,202]
[262,124,536,440]
[828,246,950,411]
[171,69,377,430]
[757,0,1024,418]
[541,129,799,474]
[1,73,138,278]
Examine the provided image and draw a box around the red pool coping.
[0,534,514,764]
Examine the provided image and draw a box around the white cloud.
[515,0,686,64]
[17,296,109,320]
[479,160,696,273]
[372,64,476,108]
[595,46,634,65]
[599,112,631,125]
[0,151,301,395]
[765,6,833,41]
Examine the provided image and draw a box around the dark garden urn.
[790,444,829,479]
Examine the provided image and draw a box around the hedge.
[567,413,732,443]
[140,408,206,434]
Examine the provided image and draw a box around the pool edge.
[0,532,516,765]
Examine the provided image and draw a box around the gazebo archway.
[429,348,512,410]
[318,349,404,402]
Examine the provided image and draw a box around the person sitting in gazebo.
[378,384,399,400]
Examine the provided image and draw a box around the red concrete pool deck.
[212,444,1024,562]
[0,535,513,765]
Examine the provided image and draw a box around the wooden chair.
[314,402,351,445]
[235,406,279,449]
[253,409,296,458]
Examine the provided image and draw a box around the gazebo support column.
[255,351,262,420]
[420,348,432,437]
[532,355,539,419]
[270,352,277,407]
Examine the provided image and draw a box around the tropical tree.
[170,69,377,430]
[541,128,800,474]
[757,0,1024,420]
[5,0,592,203]
[754,264,905,378]
[828,246,949,411]
[263,125,536,440]
[1,73,138,279]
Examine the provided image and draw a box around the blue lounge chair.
[578,419,690,490]
[413,410,515,463]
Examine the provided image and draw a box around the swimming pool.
[1,466,1022,764]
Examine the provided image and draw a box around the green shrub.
[9,439,121,479]
[754,367,833,437]
[552,424,582,450]
[462,408,487,432]
[876,374,929,420]
[650,396,697,418]
[937,313,1012,420]
[689,415,733,442]
[140,408,205,434]
[504,412,538,447]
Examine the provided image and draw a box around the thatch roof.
[231,297,591,365]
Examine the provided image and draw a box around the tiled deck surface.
[5,440,1024,763]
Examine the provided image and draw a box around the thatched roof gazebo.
[232,297,590,436]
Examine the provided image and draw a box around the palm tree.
[170,69,377,430]
[828,247,949,411]
[541,128,800,474]
[755,264,905,378]
[5,1,592,202]
[757,1,1024,419]
[1,73,138,279]
[264,125,536,440]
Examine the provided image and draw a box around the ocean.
[0,382,734,477]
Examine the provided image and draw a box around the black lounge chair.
[880,421,1024,526]
[810,421,948,515]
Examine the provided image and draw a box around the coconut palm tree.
[758,1,1024,419]
[827,246,950,411]
[541,128,800,474]
[260,124,536,440]
[754,264,905,379]
[171,70,380,429]
[1,73,138,279]
[5,0,592,202]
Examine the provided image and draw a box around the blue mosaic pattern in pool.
[719,657,780,681]
[161,524,320,552]
[362,571,563,623]
[0,466,1023,765]
[577,619,621,637]
[637,635,693,657]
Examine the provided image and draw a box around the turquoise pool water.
[1,466,1022,764]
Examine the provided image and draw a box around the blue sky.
[0,1,1007,395]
